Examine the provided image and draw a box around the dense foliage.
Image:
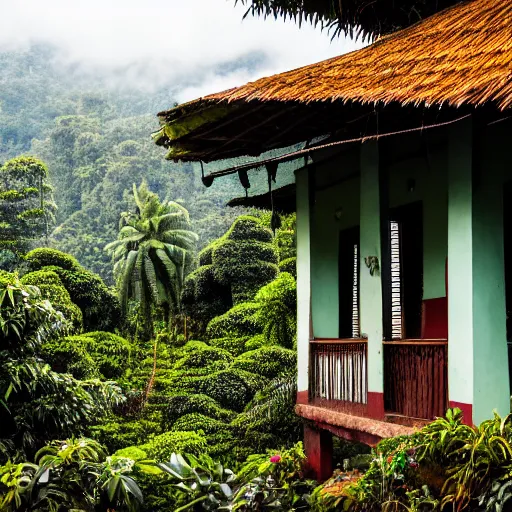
[0,156,55,262]
[0,46,255,283]
[0,276,123,458]
[24,248,121,332]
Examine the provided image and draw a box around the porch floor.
[296,403,417,446]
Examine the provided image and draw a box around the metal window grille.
[352,243,360,338]
[390,221,403,339]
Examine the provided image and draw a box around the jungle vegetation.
[1,42,511,512]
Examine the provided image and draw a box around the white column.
[296,168,311,394]
[359,141,384,395]
[448,117,509,425]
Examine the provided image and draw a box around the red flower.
[270,455,281,463]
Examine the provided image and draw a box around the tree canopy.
[106,182,198,338]
[0,156,55,258]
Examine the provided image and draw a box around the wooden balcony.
[309,339,367,414]
[307,338,448,424]
[383,340,448,420]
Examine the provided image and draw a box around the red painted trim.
[296,390,309,405]
[367,392,385,420]
[449,401,473,426]
[421,298,448,339]
[303,424,333,482]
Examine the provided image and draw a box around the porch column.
[303,424,333,481]
[359,141,385,419]
[296,167,311,404]
[447,117,509,426]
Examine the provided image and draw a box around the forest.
[0,45,315,511]
[2,36,512,512]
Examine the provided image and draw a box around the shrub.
[155,369,265,412]
[171,413,231,435]
[90,419,161,452]
[233,374,302,452]
[206,302,262,339]
[40,338,99,379]
[113,446,148,461]
[255,272,297,348]
[25,248,120,331]
[182,265,232,327]
[198,369,267,412]
[198,244,214,266]
[225,216,273,244]
[80,331,132,379]
[163,394,237,427]
[20,270,83,332]
[0,270,15,286]
[232,346,297,379]
[181,340,210,352]
[44,266,121,331]
[141,431,207,461]
[245,334,267,351]
[278,257,296,278]
[211,216,279,304]
[173,346,233,371]
[25,247,81,271]
[209,336,251,356]
[212,241,279,303]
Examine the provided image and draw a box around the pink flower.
[270,455,281,463]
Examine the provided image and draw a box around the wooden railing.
[383,340,448,420]
[309,339,367,408]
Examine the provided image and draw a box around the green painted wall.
[311,176,360,338]
[472,122,510,423]
[309,143,449,341]
[448,118,510,424]
[296,168,311,392]
[387,152,448,300]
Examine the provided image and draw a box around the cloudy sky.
[0,0,362,101]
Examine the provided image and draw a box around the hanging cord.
[201,113,472,180]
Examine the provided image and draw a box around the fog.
[0,0,362,101]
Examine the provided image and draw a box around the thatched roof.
[227,183,297,212]
[238,0,460,40]
[155,0,512,162]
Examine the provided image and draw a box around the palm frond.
[117,250,138,311]
[245,373,297,421]
[143,254,160,304]
[166,200,191,222]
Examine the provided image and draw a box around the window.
[390,221,403,339]
[384,202,423,341]
[352,243,360,338]
[339,227,360,338]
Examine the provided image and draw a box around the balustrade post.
[303,424,332,482]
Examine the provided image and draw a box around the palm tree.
[106,181,198,338]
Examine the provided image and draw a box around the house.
[154,0,512,479]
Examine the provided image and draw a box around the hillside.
[0,45,248,281]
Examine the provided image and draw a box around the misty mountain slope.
[0,46,251,282]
